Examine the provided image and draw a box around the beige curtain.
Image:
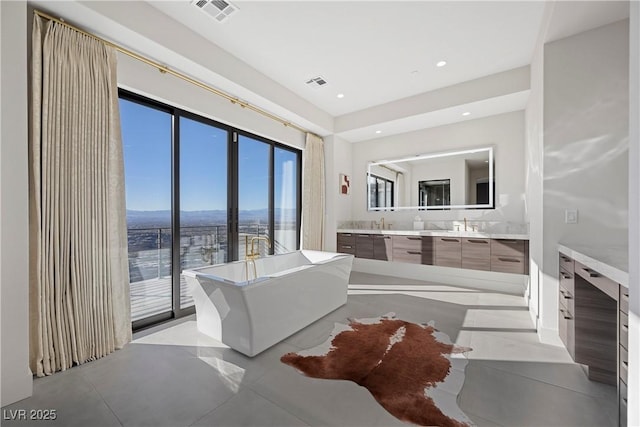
[301,133,325,250]
[29,16,131,377]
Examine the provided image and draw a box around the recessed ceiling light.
[436,60,447,67]
[337,93,344,99]
[375,130,382,134]
[462,111,471,116]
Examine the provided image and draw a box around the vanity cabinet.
[392,236,435,265]
[336,232,529,276]
[352,234,391,261]
[490,239,526,274]
[557,250,628,426]
[619,286,629,427]
[372,234,392,261]
[461,238,491,271]
[558,253,575,358]
[435,237,462,268]
[336,233,356,255]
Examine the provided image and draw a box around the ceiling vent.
[305,76,328,88]
[192,0,239,23]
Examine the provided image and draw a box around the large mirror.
[367,146,494,211]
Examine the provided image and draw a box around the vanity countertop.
[558,243,628,288]
[337,229,529,240]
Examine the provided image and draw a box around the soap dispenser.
[413,216,424,231]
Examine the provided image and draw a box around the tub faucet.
[250,236,271,259]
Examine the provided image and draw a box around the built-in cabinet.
[337,232,529,275]
[619,285,629,427]
[557,250,628,426]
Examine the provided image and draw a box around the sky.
[120,98,297,213]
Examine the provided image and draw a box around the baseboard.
[352,258,527,295]
[537,326,564,347]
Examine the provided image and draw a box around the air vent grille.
[191,0,238,23]
[305,76,328,88]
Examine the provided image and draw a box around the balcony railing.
[127,223,295,321]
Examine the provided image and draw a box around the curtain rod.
[34,9,321,139]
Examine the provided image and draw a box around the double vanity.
[557,245,629,427]
[337,229,529,275]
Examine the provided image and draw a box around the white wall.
[324,135,352,251]
[627,2,639,425]
[117,55,305,151]
[350,111,526,226]
[1,0,33,406]
[540,20,629,342]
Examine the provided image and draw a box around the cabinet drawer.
[337,233,355,245]
[560,267,575,294]
[491,255,525,274]
[392,249,423,264]
[559,252,574,274]
[575,261,619,300]
[337,243,355,255]
[620,379,627,427]
[372,235,392,261]
[462,238,490,271]
[559,284,575,315]
[620,312,628,350]
[558,302,575,359]
[435,237,461,268]
[392,235,423,250]
[620,346,628,381]
[491,239,525,257]
[355,234,374,259]
[620,286,629,314]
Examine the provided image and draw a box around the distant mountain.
[126,208,295,229]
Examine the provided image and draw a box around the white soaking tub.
[182,250,354,357]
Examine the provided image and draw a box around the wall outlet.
[565,209,578,224]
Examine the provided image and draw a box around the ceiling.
[66,0,628,143]
[148,1,546,118]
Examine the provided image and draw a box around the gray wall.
[1,0,32,406]
[540,20,629,337]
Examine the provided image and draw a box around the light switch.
[565,209,578,224]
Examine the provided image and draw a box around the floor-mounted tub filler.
[183,250,354,357]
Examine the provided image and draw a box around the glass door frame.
[119,89,302,331]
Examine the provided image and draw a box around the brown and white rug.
[281,313,474,427]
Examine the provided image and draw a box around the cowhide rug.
[281,313,474,427]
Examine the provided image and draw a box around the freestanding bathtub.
[182,250,354,357]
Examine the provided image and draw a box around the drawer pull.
[559,309,572,320]
[407,237,422,240]
[623,361,628,367]
[582,267,599,278]
[500,239,518,243]
[622,324,628,331]
[441,238,459,242]
[498,257,520,263]
[559,289,572,300]
[407,251,422,255]
[623,397,627,404]
[561,273,572,279]
[342,245,352,249]
[342,233,352,237]
[622,292,629,299]
[468,239,488,244]
[560,255,571,262]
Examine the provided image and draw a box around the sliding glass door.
[238,135,271,260]
[179,116,229,309]
[119,90,301,328]
[120,98,173,324]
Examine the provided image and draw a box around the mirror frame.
[367,146,494,211]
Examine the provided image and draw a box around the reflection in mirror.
[367,146,494,211]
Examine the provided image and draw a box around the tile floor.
[2,271,617,427]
